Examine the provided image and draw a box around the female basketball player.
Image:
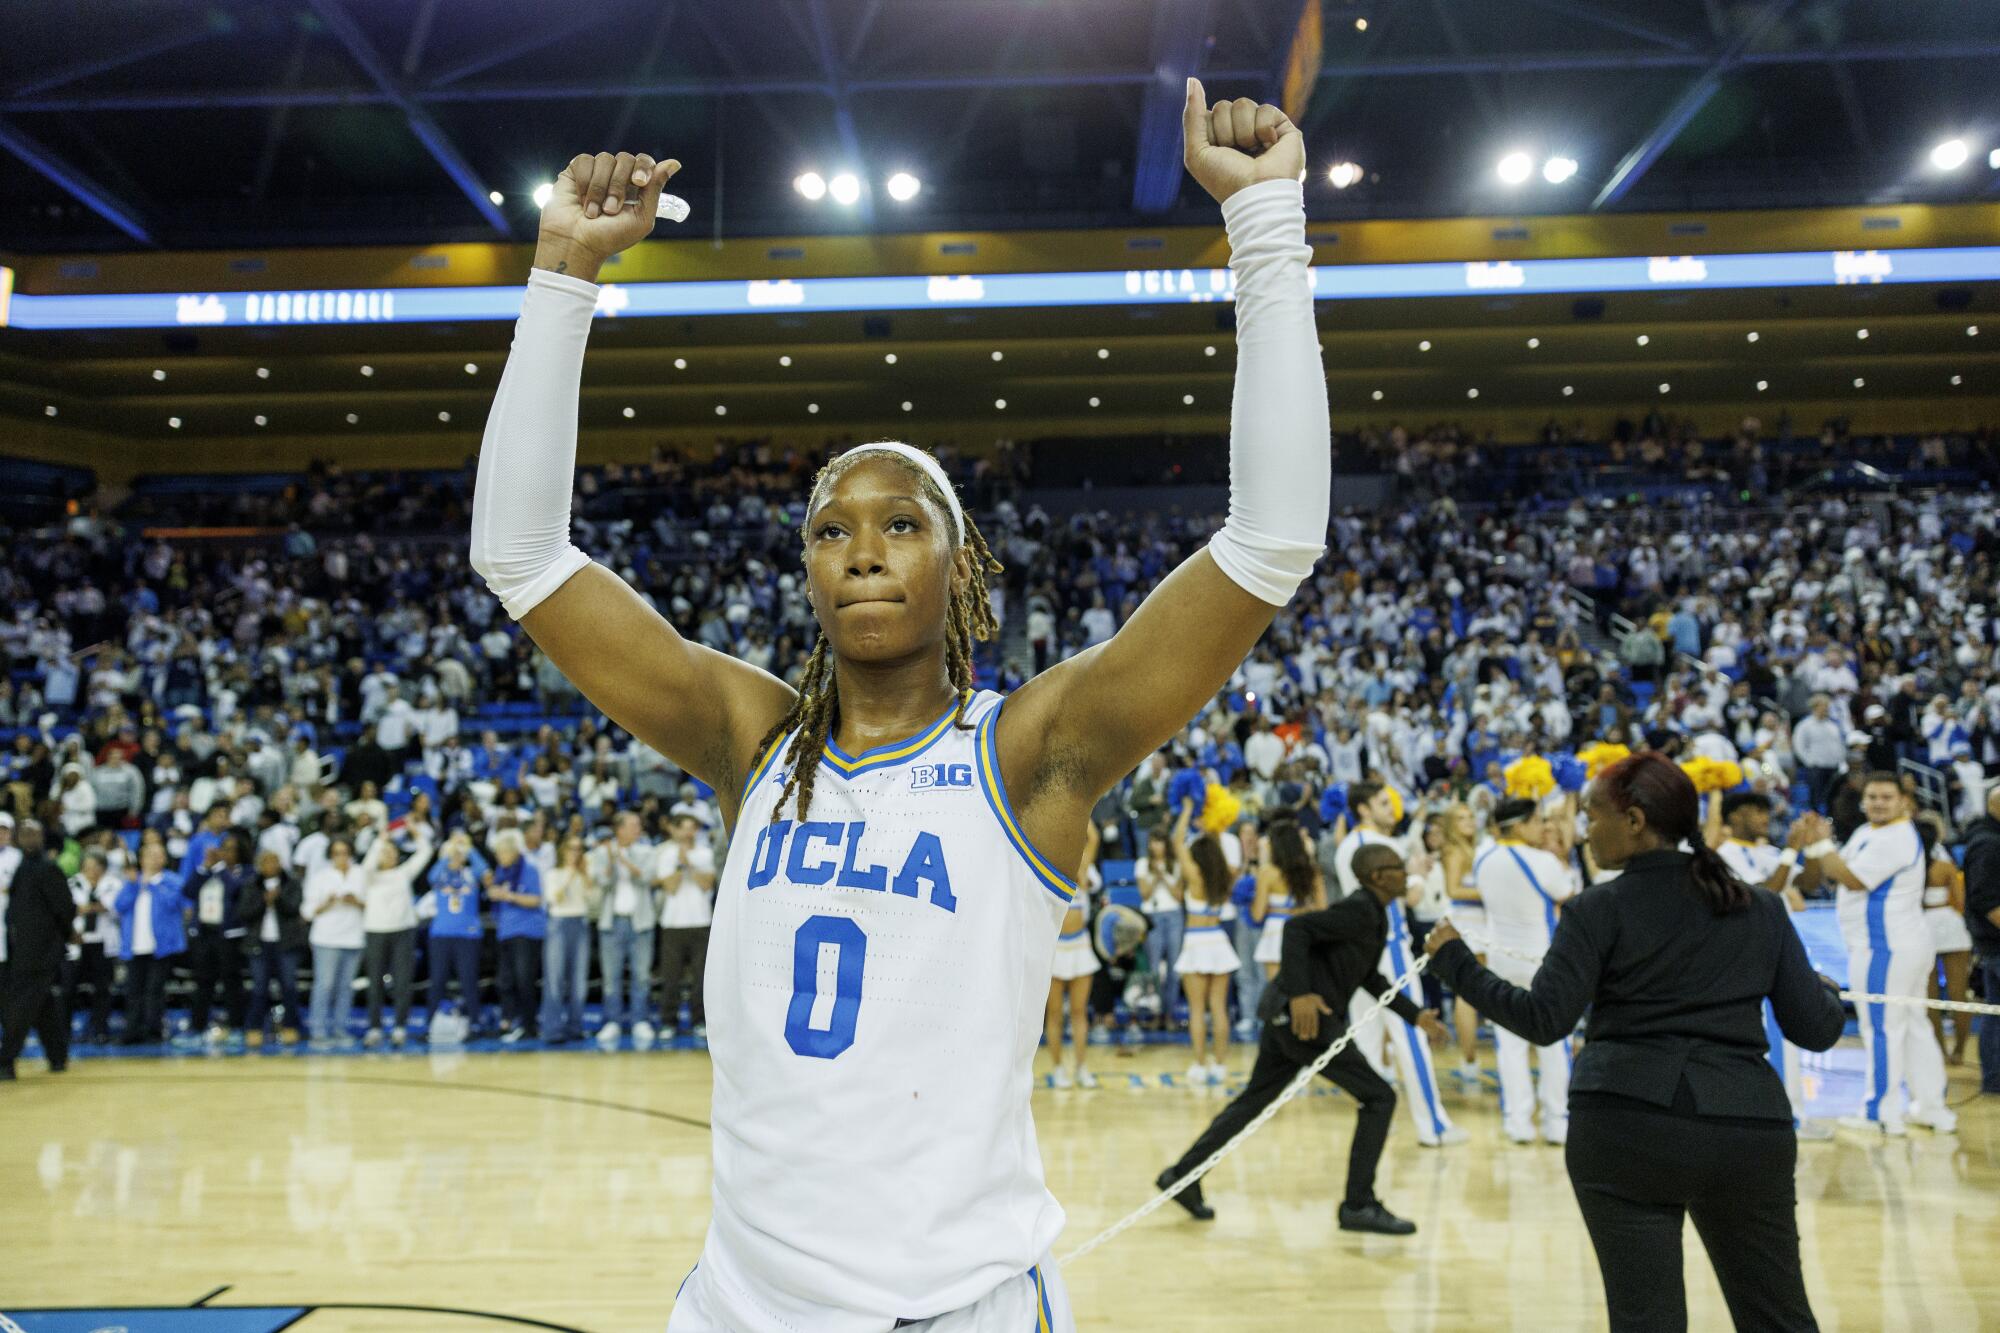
[1046,820,1102,1088]
[469,78,1326,1333]
[1172,799,1240,1085]
[1251,817,1323,981]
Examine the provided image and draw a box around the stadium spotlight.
[44,405,57,416]
[1635,334,1650,346]
[1371,390,1384,401]
[1658,383,1671,394]
[1418,339,1432,351]
[1088,396,1101,407]
[1746,331,1760,343]
[464,362,479,374]
[1542,157,1578,184]
[795,171,828,201]
[808,403,820,414]
[1204,345,1217,357]
[1097,348,1110,359]
[1562,385,1574,396]
[1467,388,1480,399]
[1497,151,1534,185]
[1991,149,2000,170]
[1757,380,1768,391]
[1182,394,1195,405]
[254,415,267,426]
[168,417,181,428]
[346,413,359,424]
[1527,337,1540,349]
[885,171,921,202]
[360,364,375,376]
[1327,161,1363,189]
[829,172,862,205]
[779,355,792,367]
[884,352,898,364]
[488,191,503,206]
[674,357,688,369]
[152,368,166,381]
[622,406,636,418]
[1952,374,1964,386]
[532,182,554,209]
[902,401,914,412]
[1355,17,1368,31]
[256,367,270,378]
[994,398,1007,410]
[991,350,1004,361]
[1856,328,1869,340]
[715,405,728,416]
[439,411,452,423]
[1853,377,1865,388]
[1930,138,1970,171]
[1970,325,1982,337]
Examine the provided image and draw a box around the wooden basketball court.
[3,1043,1995,1330]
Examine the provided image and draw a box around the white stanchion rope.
[1059,925,1997,1268]
[1451,928,2000,1017]
[1057,952,1433,1266]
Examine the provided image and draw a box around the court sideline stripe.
[59,1072,711,1131]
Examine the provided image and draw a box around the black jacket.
[236,871,307,952]
[6,852,76,970]
[1433,849,1844,1122]
[1963,815,2000,957]
[1261,889,1422,1042]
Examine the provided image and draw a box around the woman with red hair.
[1426,752,1843,1331]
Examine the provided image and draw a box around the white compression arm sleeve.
[1203,177,1331,607]
[467,267,600,620]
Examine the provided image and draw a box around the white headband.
[835,442,964,542]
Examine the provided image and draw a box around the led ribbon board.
[2,246,1987,330]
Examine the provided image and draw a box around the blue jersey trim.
[820,691,970,778]
[974,697,1078,904]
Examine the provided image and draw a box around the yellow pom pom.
[1504,755,1556,801]
[1199,783,1242,834]
[1679,756,1745,794]
[1577,741,1631,779]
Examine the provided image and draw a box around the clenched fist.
[533,151,681,282]
[1182,78,1304,205]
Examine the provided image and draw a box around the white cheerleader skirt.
[1176,925,1240,976]
[1252,915,1288,965]
[1051,931,1101,982]
[1928,906,1974,955]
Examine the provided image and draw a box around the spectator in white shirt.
[655,814,718,1036]
[1791,695,1847,815]
[590,811,657,1046]
[540,833,594,1044]
[356,816,435,1047]
[304,836,367,1048]
[65,849,120,1043]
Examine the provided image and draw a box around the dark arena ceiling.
[3,0,1999,252]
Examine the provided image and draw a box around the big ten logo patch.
[911,762,974,791]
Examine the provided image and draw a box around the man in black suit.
[1155,843,1448,1235]
[2,819,77,1080]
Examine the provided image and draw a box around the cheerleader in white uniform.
[1045,822,1103,1088]
[1252,818,1324,979]
[1173,799,1240,1085]
[1917,810,1973,1065]
[1432,803,1486,1083]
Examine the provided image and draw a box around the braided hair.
[1595,751,1750,914]
[756,444,1004,826]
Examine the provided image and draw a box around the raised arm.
[468,150,795,823]
[1429,902,1602,1046]
[997,83,1326,804]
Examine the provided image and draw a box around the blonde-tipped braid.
[755,448,1004,826]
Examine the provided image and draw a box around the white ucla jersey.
[1835,818,1928,944]
[1471,840,1577,961]
[701,688,1072,1331]
[1716,838,1783,889]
